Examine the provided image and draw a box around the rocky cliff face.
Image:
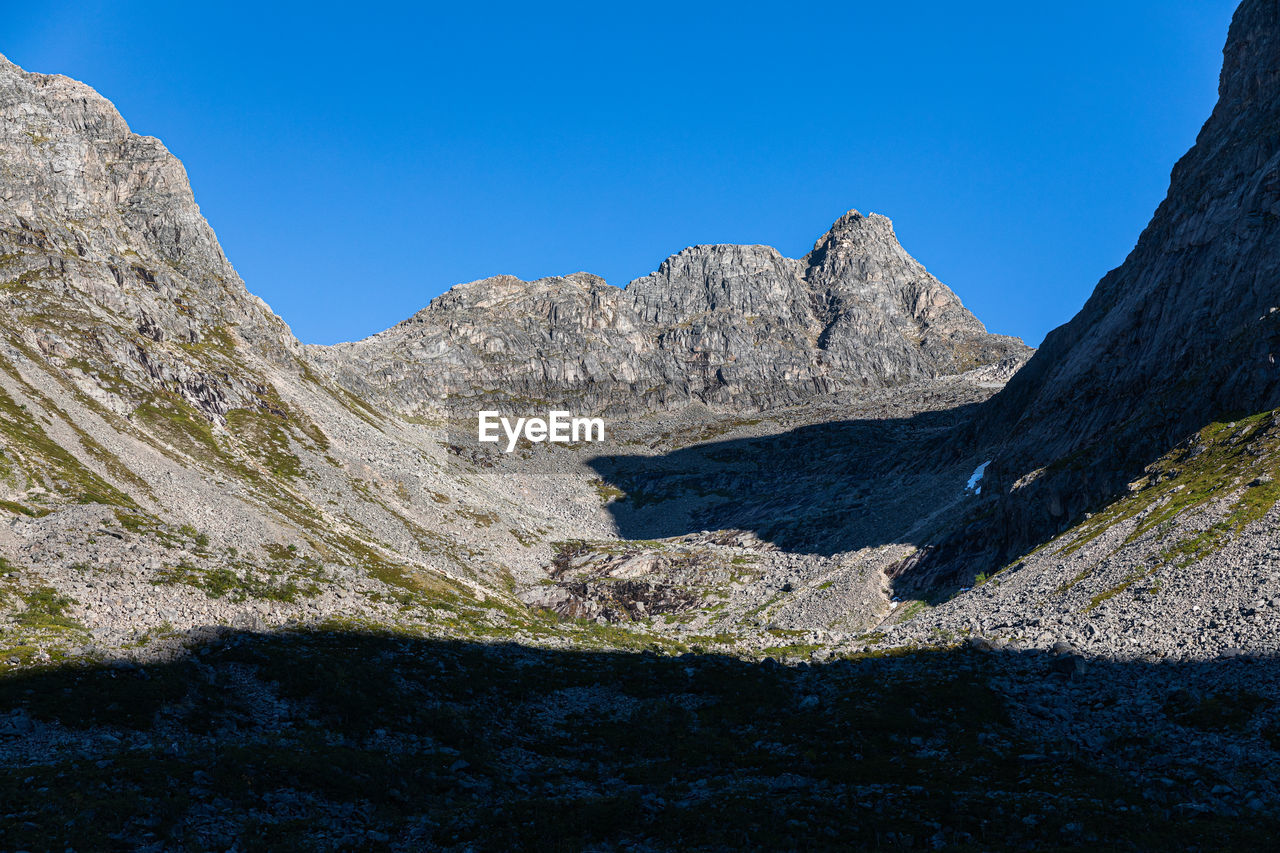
[0,54,300,420]
[316,211,1027,415]
[907,0,1280,582]
[0,53,552,637]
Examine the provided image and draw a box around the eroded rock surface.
[316,211,1027,416]
[954,0,1280,573]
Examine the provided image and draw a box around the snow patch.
[966,460,992,495]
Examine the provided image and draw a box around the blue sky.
[7,1,1239,346]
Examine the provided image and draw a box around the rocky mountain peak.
[317,211,1028,415]
[807,209,887,250]
[0,53,301,422]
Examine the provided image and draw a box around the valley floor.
[6,379,1280,850]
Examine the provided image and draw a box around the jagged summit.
[318,210,1027,415]
[808,208,888,245]
[0,52,302,423]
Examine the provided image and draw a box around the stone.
[1050,655,1087,678]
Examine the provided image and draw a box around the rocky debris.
[2,634,1280,850]
[895,488,1280,663]
[521,531,890,642]
[888,408,1280,665]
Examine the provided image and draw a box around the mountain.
[316,210,1027,416]
[890,0,1280,583]
[5,0,1279,666]
[885,0,1280,661]
[0,52,558,646]
[0,53,299,412]
[0,47,1025,665]
[8,5,1280,848]
[976,0,1280,535]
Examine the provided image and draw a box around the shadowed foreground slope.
[2,631,1280,851]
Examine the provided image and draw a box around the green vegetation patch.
[589,477,626,503]
[226,408,304,480]
[1055,412,1280,580]
[152,562,317,603]
[0,377,136,509]
[13,586,79,631]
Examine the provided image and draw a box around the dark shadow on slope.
[587,403,984,557]
[901,400,1280,597]
[895,0,1280,594]
[4,629,1279,851]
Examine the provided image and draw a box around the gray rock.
[1050,655,1088,678]
[932,0,1280,575]
[316,212,1028,416]
[967,637,996,653]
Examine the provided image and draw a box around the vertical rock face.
[945,0,1280,567]
[0,54,299,418]
[317,212,1028,415]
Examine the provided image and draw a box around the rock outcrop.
[316,211,1028,415]
[0,54,300,421]
[911,0,1280,582]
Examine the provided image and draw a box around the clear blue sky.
[7,1,1239,346]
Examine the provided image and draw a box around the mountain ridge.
[317,209,1027,416]
[11,7,1280,847]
